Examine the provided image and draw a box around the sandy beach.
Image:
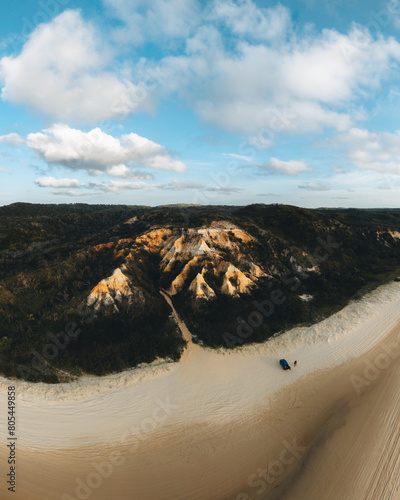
[2,281,400,499]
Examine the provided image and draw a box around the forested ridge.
[1,202,400,382]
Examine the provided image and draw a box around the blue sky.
[1,0,400,208]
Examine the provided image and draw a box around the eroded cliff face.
[86,213,400,313]
[86,221,271,311]
[86,267,144,312]
[188,273,216,300]
[389,231,400,240]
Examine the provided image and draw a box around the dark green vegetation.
[1,202,400,382]
[0,203,185,382]
[178,205,400,348]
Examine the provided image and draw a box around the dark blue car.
[279,359,291,370]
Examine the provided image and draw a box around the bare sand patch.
[3,320,400,500]
[1,282,400,499]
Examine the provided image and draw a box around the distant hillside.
[1,202,400,382]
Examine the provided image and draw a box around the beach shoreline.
[5,321,400,500]
[1,281,400,499]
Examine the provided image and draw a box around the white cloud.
[185,25,223,55]
[210,1,291,41]
[88,169,104,177]
[88,180,151,191]
[26,124,186,173]
[106,0,290,46]
[35,174,154,193]
[51,190,95,197]
[388,0,400,29]
[327,128,400,174]
[35,176,81,188]
[299,182,329,191]
[104,0,200,44]
[321,168,400,193]
[106,164,154,179]
[155,23,400,135]
[223,153,253,162]
[2,4,399,137]
[196,99,351,136]
[259,157,312,176]
[0,133,24,146]
[0,10,151,121]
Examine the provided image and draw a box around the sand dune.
[1,282,400,499]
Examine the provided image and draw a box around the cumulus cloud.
[0,133,24,146]
[106,164,154,179]
[106,0,289,46]
[155,21,400,135]
[104,0,200,44]
[258,157,312,176]
[326,128,400,174]
[26,124,186,173]
[35,175,154,193]
[210,1,291,41]
[2,3,399,137]
[0,10,151,122]
[35,177,81,188]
